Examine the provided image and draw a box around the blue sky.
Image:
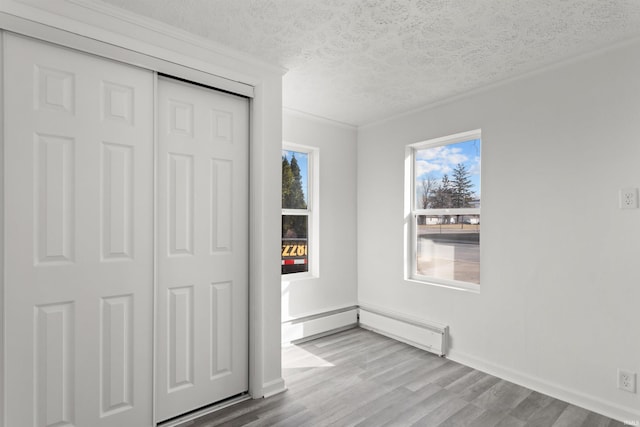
[283,149,308,203]
[415,138,481,198]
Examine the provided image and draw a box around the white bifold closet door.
[155,77,249,422]
[4,33,154,427]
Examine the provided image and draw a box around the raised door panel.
[34,302,75,427]
[4,34,154,427]
[35,133,76,265]
[210,282,232,379]
[100,295,134,417]
[210,159,233,253]
[168,153,195,256]
[101,142,134,261]
[167,285,195,392]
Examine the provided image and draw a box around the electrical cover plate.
[619,188,638,209]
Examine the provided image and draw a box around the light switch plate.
[619,188,638,209]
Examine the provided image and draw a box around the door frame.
[0,29,5,427]
[0,6,285,427]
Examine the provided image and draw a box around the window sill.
[281,272,318,282]
[406,276,480,294]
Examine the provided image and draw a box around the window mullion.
[281,209,310,216]
[414,208,480,216]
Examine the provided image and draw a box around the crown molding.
[283,107,357,131]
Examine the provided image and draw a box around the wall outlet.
[619,188,638,209]
[618,369,636,393]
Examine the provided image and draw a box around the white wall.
[357,40,640,421]
[282,110,358,338]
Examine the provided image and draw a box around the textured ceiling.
[101,0,640,126]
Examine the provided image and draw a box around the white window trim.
[282,142,319,280]
[404,129,481,293]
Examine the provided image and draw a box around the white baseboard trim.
[448,349,640,424]
[261,378,287,399]
[281,306,358,344]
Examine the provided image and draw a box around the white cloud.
[415,159,442,176]
[415,145,469,179]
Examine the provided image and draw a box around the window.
[281,145,317,276]
[407,130,481,291]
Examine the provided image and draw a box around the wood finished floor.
[180,327,625,427]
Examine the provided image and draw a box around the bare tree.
[421,175,437,209]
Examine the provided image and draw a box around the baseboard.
[261,378,287,398]
[281,306,358,344]
[288,324,358,345]
[448,349,640,424]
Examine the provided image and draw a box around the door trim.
[0,30,5,427]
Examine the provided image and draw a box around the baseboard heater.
[282,306,359,344]
[358,306,449,356]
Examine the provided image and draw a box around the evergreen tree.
[289,155,307,209]
[281,152,308,239]
[452,163,473,208]
[282,156,293,208]
[432,174,452,209]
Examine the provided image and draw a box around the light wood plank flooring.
[179,327,625,427]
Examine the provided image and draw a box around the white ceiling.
[101,0,640,126]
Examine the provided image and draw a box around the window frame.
[281,142,319,279]
[405,129,481,293]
